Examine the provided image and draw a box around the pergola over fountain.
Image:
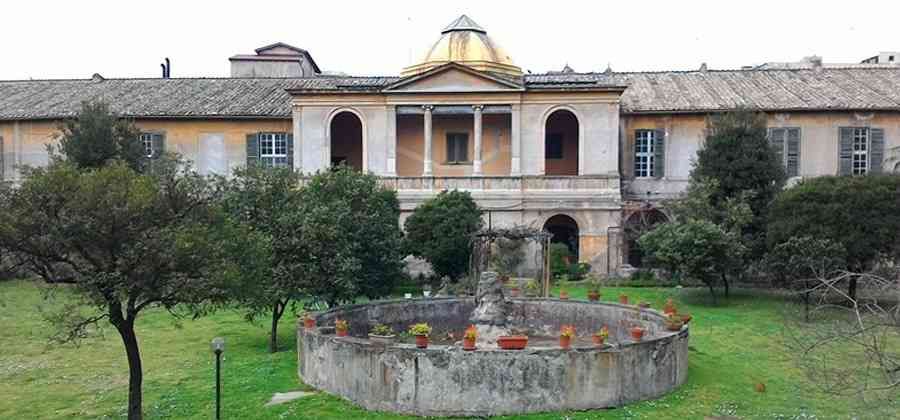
[298,264,689,416]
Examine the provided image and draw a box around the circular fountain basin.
[298,297,688,417]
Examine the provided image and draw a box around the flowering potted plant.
[665,314,684,332]
[301,312,315,330]
[618,293,629,305]
[368,324,396,345]
[629,324,645,341]
[462,325,477,351]
[559,325,576,349]
[663,298,677,316]
[559,288,569,300]
[507,280,521,298]
[592,325,609,346]
[497,335,529,350]
[408,323,432,349]
[335,319,349,337]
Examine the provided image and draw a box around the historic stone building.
[1,15,899,275]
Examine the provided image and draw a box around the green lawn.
[0,279,891,419]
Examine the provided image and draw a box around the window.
[546,133,564,159]
[140,133,154,158]
[852,127,869,175]
[768,127,801,178]
[259,132,289,167]
[446,133,468,164]
[634,130,656,178]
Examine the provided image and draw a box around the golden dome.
[401,15,522,77]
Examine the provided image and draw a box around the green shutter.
[768,128,785,166]
[869,128,885,174]
[286,133,294,170]
[653,129,665,178]
[786,128,801,178]
[151,133,165,159]
[838,127,853,176]
[246,133,259,166]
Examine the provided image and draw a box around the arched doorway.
[329,111,363,171]
[624,209,668,267]
[544,109,579,176]
[544,214,579,260]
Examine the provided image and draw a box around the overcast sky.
[2,0,897,80]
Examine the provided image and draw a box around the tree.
[768,175,900,299]
[0,159,232,420]
[638,219,744,303]
[55,101,147,171]
[281,166,403,306]
[691,110,785,257]
[764,236,847,321]
[403,190,483,283]
[490,236,525,278]
[222,165,303,353]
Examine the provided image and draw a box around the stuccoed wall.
[298,298,688,417]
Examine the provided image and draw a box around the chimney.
[699,62,708,72]
[806,55,823,72]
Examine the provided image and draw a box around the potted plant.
[497,335,529,350]
[462,325,477,351]
[665,314,684,332]
[559,288,569,300]
[638,301,651,309]
[629,325,645,341]
[301,312,315,330]
[335,319,349,337]
[559,325,575,349]
[524,279,541,297]
[592,325,609,347]
[408,323,432,349]
[663,298,677,316]
[680,313,693,324]
[618,293,629,305]
[368,324,396,345]
[508,280,521,298]
[587,287,600,302]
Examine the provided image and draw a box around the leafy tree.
[768,175,900,299]
[281,166,403,306]
[0,159,232,420]
[403,190,483,283]
[55,101,146,171]
[222,165,303,353]
[691,110,785,257]
[638,219,744,303]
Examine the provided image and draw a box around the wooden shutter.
[869,128,885,174]
[286,133,294,169]
[786,128,801,178]
[446,135,455,163]
[653,129,665,178]
[838,127,853,176]
[150,133,165,159]
[769,128,785,165]
[246,133,259,166]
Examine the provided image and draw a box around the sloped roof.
[1,67,899,121]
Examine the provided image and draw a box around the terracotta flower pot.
[559,335,572,349]
[663,299,677,315]
[619,295,629,305]
[559,291,569,300]
[509,287,520,297]
[497,335,528,350]
[463,337,476,351]
[415,334,429,349]
[303,318,315,330]
[629,326,645,341]
[336,328,348,337]
[665,320,684,331]
[592,334,605,346]
[587,291,600,302]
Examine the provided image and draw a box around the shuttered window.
[139,132,165,159]
[446,133,469,164]
[839,127,884,176]
[768,127,801,177]
[634,129,665,178]
[259,132,289,167]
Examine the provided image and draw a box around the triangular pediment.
[384,63,523,93]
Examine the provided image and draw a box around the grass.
[0,279,893,419]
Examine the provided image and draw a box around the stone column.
[472,105,484,176]
[510,103,521,176]
[385,105,397,176]
[423,105,434,176]
[291,105,302,173]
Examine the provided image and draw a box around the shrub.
[549,243,572,279]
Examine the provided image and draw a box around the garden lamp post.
[211,337,225,420]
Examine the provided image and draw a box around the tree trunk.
[847,277,858,302]
[706,280,718,305]
[269,301,285,353]
[114,317,143,420]
[721,274,730,298]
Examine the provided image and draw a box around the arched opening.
[624,209,668,267]
[544,109,579,176]
[543,214,579,260]
[330,111,363,171]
